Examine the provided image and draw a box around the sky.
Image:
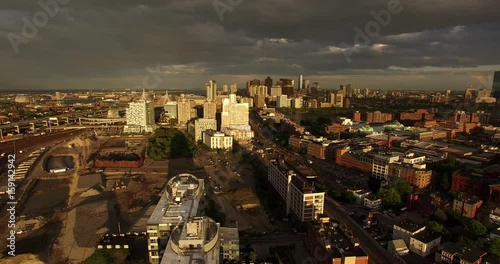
[1,0,500,91]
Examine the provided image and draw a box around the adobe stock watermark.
[6,154,17,256]
[139,64,163,90]
[7,0,71,54]
[338,0,404,63]
[213,0,244,22]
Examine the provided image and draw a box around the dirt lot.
[23,180,68,217]
[199,152,274,233]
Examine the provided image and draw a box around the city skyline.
[1,1,499,91]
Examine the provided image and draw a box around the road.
[0,129,86,155]
[250,114,392,264]
[324,198,393,264]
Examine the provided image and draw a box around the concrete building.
[408,230,441,257]
[221,94,249,130]
[268,159,324,221]
[372,153,400,180]
[493,71,500,99]
[393,219,426,245]
[254,94,266,108]
[452,196,483,218]
[388,239,409,256]
[124,91,156,133]
[202,130,233,150]
[203,100,216,119]
[206,80,217,101]
[219,227,240,261]
[270,86,283,97]
[164,102,178,120]
[177,98,192,124]
[147,174,204,263]
[363,194,382,210]
[440,242,487,264]
[194,118,217,142]
[240,97,253,108]
[229,84,237,94]
[277,95,289,108]
[291,97,303,109]
[147,174,239,264]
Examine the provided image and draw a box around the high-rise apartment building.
[303,79,310,90]
[177,98,192,124]
[254,94,266,108]
[229,84,237,94]
[206,80,217,101]
[124,91,156,133]
[246,79,261,96]
[291,97,303,109]
[493,71,500,99]
[277,95,289,108]
[264,76,273,89]
[221,94,249,129]
[203,100,216,119]
[268,159,325,221]
[270,86,282,97]
[194,118,217,142]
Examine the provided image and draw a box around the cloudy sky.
[1,0,499,91]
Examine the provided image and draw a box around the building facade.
[268,159,325,221]
[202,130,233,150]
[194,118,217,142]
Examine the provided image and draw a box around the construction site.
[0,130,169,263]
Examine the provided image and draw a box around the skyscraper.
[203,100,216,119]
[264,76,273,89]
[206,80,217,101]
[221,94,249,129]
[222,84,228,93]
[298,75,303,90]
[229,84,237,94]
[493,71,500,99]
[124,90,155,133]
[177,98,192,124]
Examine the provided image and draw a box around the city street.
[250,114,393,264]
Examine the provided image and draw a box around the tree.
[487,238,500,257]
[468,220,487,237]
[340,190,356,204]
[426,221,445,234]
[379,188,402,209]
[432,209,448,223]
[394,180,413,200]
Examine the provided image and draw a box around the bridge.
[0,110,117,138]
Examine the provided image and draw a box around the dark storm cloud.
[0,0,499,90]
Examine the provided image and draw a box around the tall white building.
[221,94,249,130]
[194,118,217,142]
[268,159,325,221]
[124,91,155,133]
[277,95,289,108]
[206,80,217,101]
[298,75,303,90]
